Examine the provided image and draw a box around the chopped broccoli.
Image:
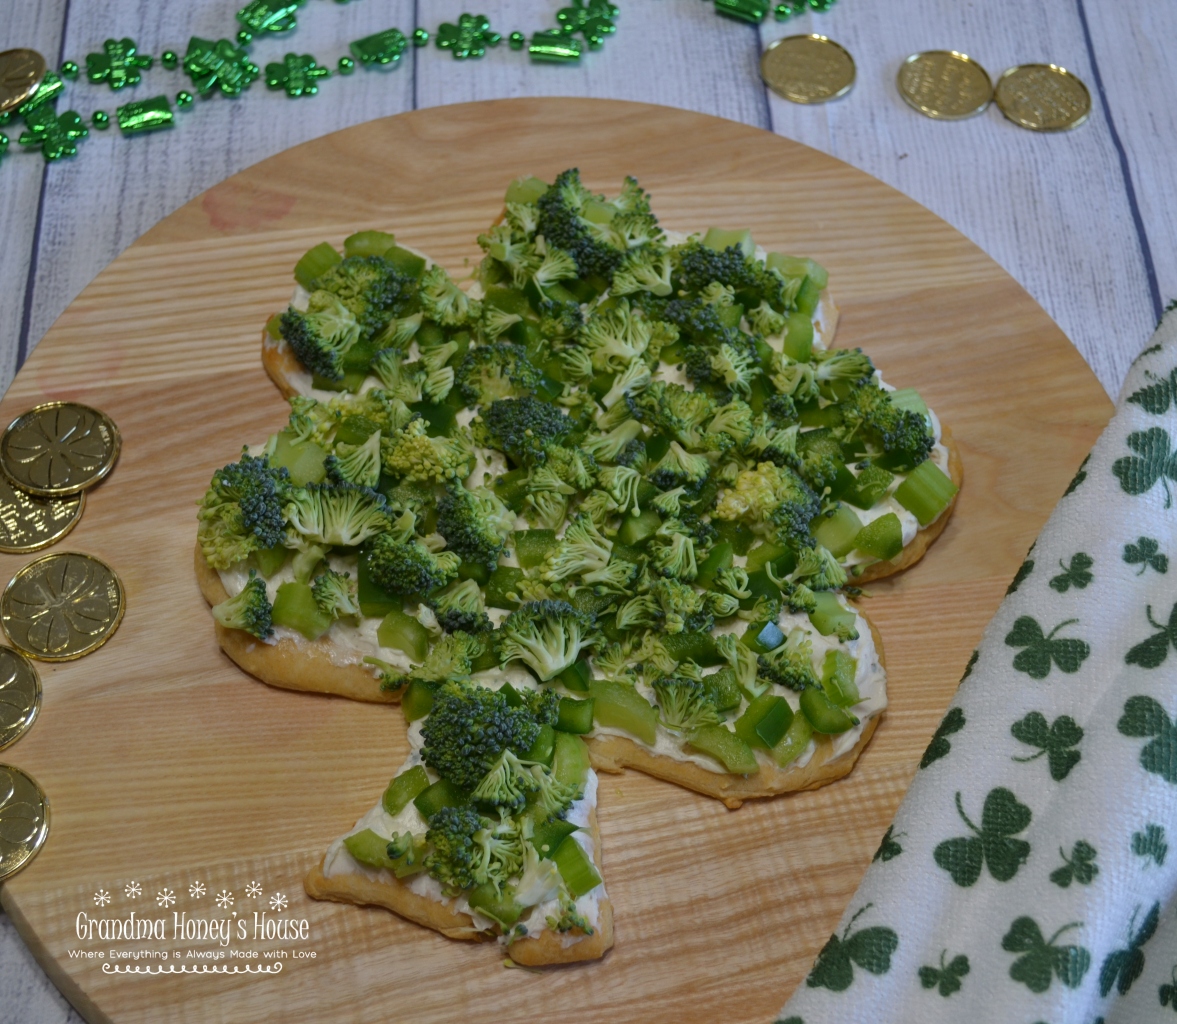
[838,382,933,465]
[649,441,711,491]
[455,342,543,407]
[284,482,390,548]
[713,462,819,546]
[536,169,629,282]
[414,631,484,681]
[366,529,461,596]
[327,389,415,437]
[627,381,715,449]
[279,293,361,381]
[369,349,426,405]
[652,676,722,732]
[617,576,711,635]
[471,818,525,893]
[471,748,541,810]
[672,239,792,311]
[598,465,642,517]
[583,419,644,464]
[580,557,640,595]
[599,359,653,415]
[547,893,594,936]
[768,353,818,402]
[311,569,360,620]
[543,445,598,491]
[431,578,493,634]
[530,247,579,294]
[198,453,291,570]
[420,681,543,789]
[746,419,799,468]
[541,515,613,582]
[813,347,874,385]
[418,265,482,327]
[498,600,599,680]
[715,633,760,692]
[481,305,524,342]
[472,396,571,465]
[325,430,381,488]
[707,400,755,446]
[310,255,415,340]
[529,761,582,819]
[578,299,675,372]
[436,484,515,570]
[650,519,699,581]
[611,246,674,298]
[381,419,475,484]
[709,343,760,400]
[425,806,483,895]
[757,628,818,691]
[478,224,540,288]
[537,298,584,343]
[747,300,788,336]
[211,570,273,639]
[786,543,848,593]
[715,566,751,599]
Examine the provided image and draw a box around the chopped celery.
[821,650,859,708]
[795,276,822,316]
[843,464,894,510]
[514,529,559,569]
[717,304,744,330]
[854,512,903,561]
[468,883,522,928]
[382,765,430,815]
[335,414,380,445]
[265,313,283,339]
[343,829,416,873]
[713,519,755,556]
[357,550,402,619]
[734,693,794,749]
[800,687,858,734]
[293,242,341,289]
[702,227,754,257]
[413,778,469,819]
[457,561,490,586]
[383,245,426,280]
[770,711,813,768]
[740,569,782,611]
[505,175,549,205]
[888,387,930,422]
[376,609,430,661]
[272,582,332,640]
[494,469,530,513]
[812,504,863,558]
[617,509,661,547]
[268,431,327,486]
[402,679,435,722]
[702,666,743,713]
[742,619,785,654]
[556,697,595,735]
[558,659,592,693]
[783,311,815,362]
[808,592,859,639]
[766,253,828,290]
[531,818,578,858]
[746,540,791,574]
[469,639,498,673]
[894,461,958,526]
[253,545,288,578]
[484,566,525,610]
[552,836,601,897]
[686,724,760,774]
[661,631,723,667]
[552,732,590,790]
[695,541,734,588]
[523,724,556,766]
[408,401,457,438]
[343,230,396,258]
[587,679,658,745]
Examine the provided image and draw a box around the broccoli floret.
[414,630,484,681]
[418,265,482,328]
[672,240,793,311]
[713,462,819,546]
[547,893,594,936]
[284,482,390,548]
[381,419,475,484]
[813,347,875,385]
[531,247,579,295]
[649,441,711,491]
[478,224,540,288]
[327,389,416,437]
[642,293,742,351]
[369,349,426,404]
[578,299,675,372]
[481,305,524,342]
[541,515,613,583]
[786,543,848,593]
[652,676,722,732]
[529,762,582,819]
[611,246,674,298]
[431,579,493,634]
[279,293,361,381]
[536,168,627,282]
[598,359,653,418]
[598,465,642,517]
[325,430,382,488]
[420,681,543,789]
[709,343,760,400]
[768,353,819,402]
[472,397,571,465]
[715,633,761,693]
[617,577,710,635]
[436,484,514,571]
[543,444,598,491]
[198,453,291,570]
[455,342,543,407]
[650,519,698,581]
[311,569,360,620]
[471,748,541,810]
[425,806,483,895]
[536,298,584,344]
[583,419,644,464]
[757,628,818,692]
[745,419,799,468]
[764,392,799,425]
[498,600,599,681]
[627,381,715,450]
[471,818,525,893]
[211,570,273,638]
[747,300,788,336]
[580,557,641,596]
[366,529,461,596]
[311,255,416,340]
[707,400,755,446]
[838,382,933,466]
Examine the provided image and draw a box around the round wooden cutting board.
[0,99,1112,1024]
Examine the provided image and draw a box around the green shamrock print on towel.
[1099,902,1159,997]
[1133,823,1168,866]
[1005,617,1091,679]
[918,951,970,997]
[805,905,898,992]
[920,706,965,768]
[1126,366,1177,414]
[1011,712,1083,780]
[1050,841,1098,888]
[1117,696,1177,783]
[872,825,902,863]
[1112,428,1177,506]
[1002,917,1091,993]
[1124,536,1169,575]
[1063,454,1090,497]
[1007,557,1035,595]
[1050,553,1093,592]
[1125,604,1177,668]
[934,788,1032,886]
[1159,967,1177,1010]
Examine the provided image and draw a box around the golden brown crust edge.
[194,543,399,704]
[587,617,885,809]
[851,423,964,585]
[261,332,303,401]
[304,807,614,965]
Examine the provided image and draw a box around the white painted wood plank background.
[1,0,1174,1019]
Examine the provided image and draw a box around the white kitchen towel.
[778,311,1177,1024]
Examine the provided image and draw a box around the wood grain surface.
[0,99,1113,1024]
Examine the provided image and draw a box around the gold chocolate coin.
[0,648,41,751]
[0,764,49,881]
[1,402,121,497]
[2,552,125,662]
[995,64,1091,132]
[0,49,47,115]
[0,476,84,554]
[897,50,993,120]
[761,35,856,104]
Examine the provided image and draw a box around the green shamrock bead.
[86,38,153,90]
[19,106,88,161]
[350,29,408,67]
[773,3,791,18]
[0,112,10,126]
[808,0,834,9]
[412,28,430,47]
[509,31,525,50]
[60,60,79,80]
[92,110,110,129]
[183,37,260,96]
[337,55,355,74]
[116,95,174,134]
[265,53,330,97]
[176,90,194,108]
[436,14,501,59]
[0,133,8,152]
[237,30,254,46]
[161,50,179,70]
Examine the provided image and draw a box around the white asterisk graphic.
[189,881,206,899]
[156,889,175,908]
[245,881,262,899]
[93,889,111,907]
[215,890,234,909]
[269,892,288,912]
[124,881,141,899]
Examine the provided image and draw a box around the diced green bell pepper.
[402,678,436,722]
[556,696,595,734]
[253,545,288,578]
[515,529,558,568]
[343,828,422,875]
[695,541,734,588]
[587,679,657,745]
[377,609,430,661]
[382,765,430,815]
[617,509,662,547]
[383,245,426,280]
[661,631,723,667]
[552,731,590,790]
[531,818,578,858]
[484,566,525,610]
[343,230,396,258]
[808,592,859,640]
[294,242,341,289]
[713,519,755,556]
[413,778,470,819]
[702,666,743,713]
[770,710,813,767]
[854,512,904,562]
[686,724,760,774]
[523,723,557,766]
[271,581,332,640]
[843,464,895,509]
[894,460,957,526]
[702,227,754,257]
[800,686,858,734]
[467,883,523,928]
[821,649,859,707]
[552,836,602,898]
[734,693,795,749]
[505,175,549,205]
[558,659,592,693]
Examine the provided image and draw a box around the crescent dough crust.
[304,806,615,965]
